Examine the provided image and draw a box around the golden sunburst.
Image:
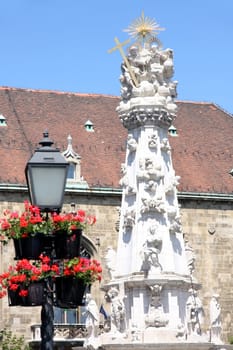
[124,11,164,42]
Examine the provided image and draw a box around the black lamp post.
[25,131,69,350]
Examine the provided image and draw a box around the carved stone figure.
[160,138,171,153]
[119,163,129,188]
[176,323,186,340]
[84,294,100,349]
[117,37,178,118]
[210,294,222,343]
[107,287,126,335]
[165,175,180,194]
[167,205,182,234]
[141,224,162,273]
[105,247,117,280]
[144,180,157,194]
[145,158,164,181]
[148,133,158,149]
[131,323,141,342]
[186,289,204,337]
[141,196,166,214]
[145,284,168,327]
[184,237,196,275]
[123,209,135,229]
[127,135,137,152]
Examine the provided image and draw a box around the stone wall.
[181,199,233,343]
[1,192,233,343]
[0,191,121,340]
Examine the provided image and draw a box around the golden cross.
[108,37,139,87]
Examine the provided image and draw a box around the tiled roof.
[0,87,232,194]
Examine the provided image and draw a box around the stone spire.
[101,13,208,346]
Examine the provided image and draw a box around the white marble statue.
[107,287,126,336]
[84,294,100,349]
[145,284,168,327]
[184,237,196,275]
[186,289,204,337]
[127,135,137,152]
[103,12,207,345]
[123,208,135,229]
[210,294,222,344]
[141,224,163,274]
[105,247,117,280]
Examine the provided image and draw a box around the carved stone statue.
[145,158,164,181]
[107,287,126,335]
[167,205,182,234]
[160,138,171,153]
[145,284,168,327]
[119,163,129,188]
[186,289,204,337]
[141,224,163,274]
[105,247,117,280]
[184,237,196,275]
[84,294,100,349]
[210,294,222,344]
[148,133,158,149]
[123,208,135,229]
[127,135,137,152]
[141,196,166,214]
[117,36,178,117]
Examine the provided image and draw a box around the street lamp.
[25,131,69,350]
[25,130,68,212]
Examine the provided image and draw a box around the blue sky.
[1,0,233,114]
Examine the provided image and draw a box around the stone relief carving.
[145,284,168,327]
[123,208,136,229]
[160,137,171,153]
[176,323,186,340]
[210,294,222,344]
[141,196,166,214]
[130,323,141,342]
[119,163,135,195]
[186,289,204,337]
[141,224,163,274]
[148,133,158,149]
[145,158,164,181]
[165,174,180,194]
[119,163,128,188]
[167,205,182,235]
[83,293,100,349]
[137,158,164,182]
[117,41,178,116]
[104,247,117,280]
[144,180,158,194]
[127,135,137,152]
[106,287,126,336]
[184,237,196,275]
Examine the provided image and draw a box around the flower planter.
[53,229,82,259]
[55,277,87,308]
[13,232,45,260]
[8,287,22,306]
[22,281,45,306]
[8,281,45,307]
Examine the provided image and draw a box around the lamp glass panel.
[29,166,67,208]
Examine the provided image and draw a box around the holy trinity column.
[102,13,206,344]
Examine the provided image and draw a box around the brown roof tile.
[0,87,232,194]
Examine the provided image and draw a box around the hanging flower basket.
[55,277,87,308]
[8,287,22,306]
[53,229,82,259]
[13,232,45,260]
[0,201,96,250]
[8,281,45,307]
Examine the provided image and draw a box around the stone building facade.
[0,87,233,344]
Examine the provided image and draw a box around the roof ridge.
[0,86,119,99]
